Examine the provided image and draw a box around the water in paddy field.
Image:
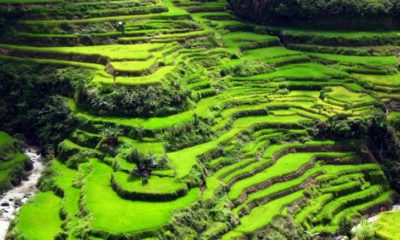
[0,148,44,239]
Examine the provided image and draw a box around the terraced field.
[1,0,399,239]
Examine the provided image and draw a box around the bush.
[354,220,376,240]
[65,150,101,169]
[163,116,213,151]
[222,60,273,77]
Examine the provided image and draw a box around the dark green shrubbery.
[368,113,400,193]
[163,115,214,151]
[314,115,369,139]
[229,0,400,30]
[221,60,273,77]
[0,62,77,147]
[75,81,192,117]
[338,216,353,238]
[0,6,21,36]
[313,113,400,193]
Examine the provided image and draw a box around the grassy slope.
[14,192,63,240]
[84,160,199,234]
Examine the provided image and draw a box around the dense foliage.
[228,0,400,29]
[0,62,77,147]
[76,81,192,117]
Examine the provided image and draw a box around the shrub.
[223,60,273,77]
[65,150,101,169]
[354,220,376,240]
[163,117,213,151]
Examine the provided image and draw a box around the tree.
[36,96,78,147]
[127,149,159,177]
[100,127,121,146]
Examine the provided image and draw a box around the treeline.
[76,81,192,118]
[0,61,78,148]
[228,0,400,30]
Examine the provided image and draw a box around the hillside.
[228,0,400,30]
[0,0,399,239]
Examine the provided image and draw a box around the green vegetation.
[375,211,400,240]
[0,131,31,192]
[11,192,63,240]
[229,0,400,30]
[1,0,399,239]
[85,160,199,234]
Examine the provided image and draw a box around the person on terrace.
[117,21,126,34]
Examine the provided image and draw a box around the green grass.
[307,52,398,66]
[168,114,307,179]
[315,185,384,223]
[228,152,347,200]
[236,63,349,81]
[111,59,159,72]
[375,211,400,240]
[91,66,174,85]
[222,191,304,239]
[243,46,301,60]
[221,141,336,184]
[314,190,395,233]
[0,131,13,148]
[0,43,165,61]
[0,54,104,70]
[324,86,375,107]
[20,0,188,25]
[51,160,80,228]
[119,137,165,156]
[223,31,279,51]
[276,27,400,38]
[353,73,400,87]
[113,171,187,194]
[84,160,199,234]
[234,162,374,217]
[14,192,63,240]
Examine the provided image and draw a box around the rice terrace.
[0,0,400,239]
